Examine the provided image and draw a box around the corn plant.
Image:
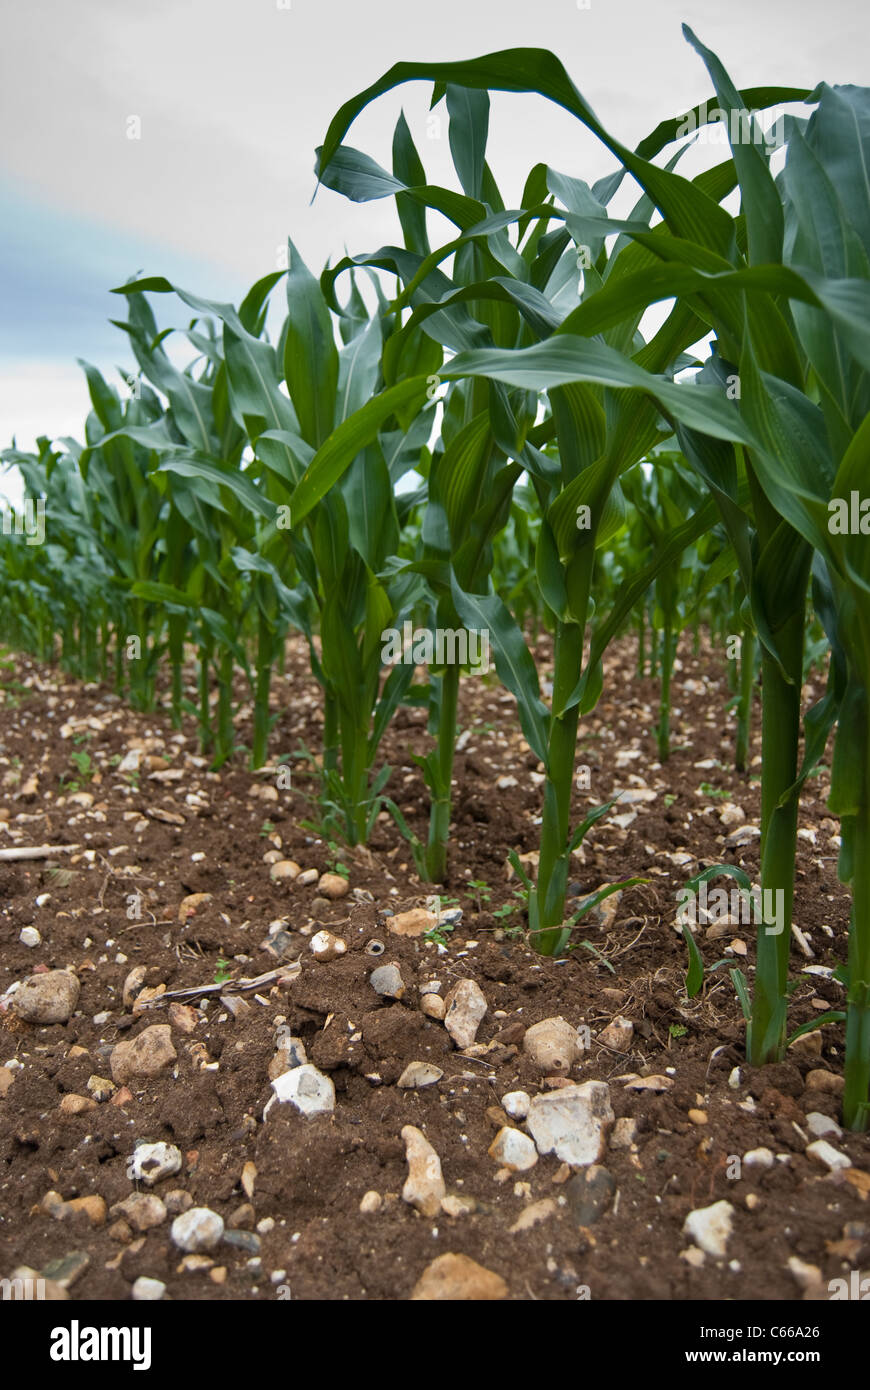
[620,455,712,761]
[316,39,870,1130]
[106,283,284,763]
[115,249,438,823]
[317,49,777,949]
[316,94,552,876]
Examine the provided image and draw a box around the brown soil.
[1,634,868,1302]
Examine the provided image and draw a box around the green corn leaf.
[682,24,784,265]
[238,271,286,335]
[683,863,754,894]
[156,454,275,521]
[317,48,737,255]
[130,580,194,609]
[786,1011,846,1045]
[682,926,706,999]
[343,445,398,570]
[449,572,550,765]
[446,84,489,199]
[392,109,430,255]
[568,797,620,851]
[801,84,870,263]
[730,967,753,1023]
[283,239,339,449]
[567,877,647,925]
[441,338,758,443]
[288,376,429,527]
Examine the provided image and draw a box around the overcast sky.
[1,0,867,496]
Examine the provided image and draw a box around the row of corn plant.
[3,29,869,1127]
[313,34,870,1122]
[314,42,770,952]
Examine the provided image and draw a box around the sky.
[1,0,868,501]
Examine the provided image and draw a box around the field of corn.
[2,27,870,1310]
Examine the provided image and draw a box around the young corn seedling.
[316,94,546,874]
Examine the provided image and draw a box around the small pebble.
[743,1147,775,1169]
[370,964,405,999]
[222,1229,261,1254]
[488,1127,538,1172]
[318,873,349,900]
[171,1207,225,1253]
[268,1064,335,1117]
[443,979,487,1048]
[682,1200,735,1258]
[397,1062,443,1089]
[806,1111,843,1140]
[131,1276,166,1302]
[309,930,347,961]
[129,1141,183,1187]
[501,1090,531,1120]
[12,969,80,1024]
[806,1139,851,1172]
[523,1016,581,1073]
[401,1125,446,1217]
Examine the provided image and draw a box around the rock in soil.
[110,1025,177,1085]
[132,1276,167,1301]
[410,1253,508,1301]
[488,1126,538,1172]
[564,1165,616,1226]
[110,1194,167,1232]
[806,1139,851,1171]
[509,1199,557,1233]
[598,1016,634,1053]
[805,1069,845,1095]
[523,1016,583,1073]
[401,1124,446,1217]
[388,908,436,937]
[682,1201,735,1258]
[420,994,445,1020]
[171,1207,225,1253]
[526,1081,614,1166]
[443,978,487,1048]
[397,1061,444,1089]
[309,930,347,961]
[370,963,406,999]
[502,1090,531,1119]
[270,860,301,882]
[318,873,349,900]
[128,1141,183,1186]
[59,1093,97,1115]
[268,1064,335,1117]
[12,969,80,1023]
[743,1147,775,1169]
[806,1111,843,1139]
